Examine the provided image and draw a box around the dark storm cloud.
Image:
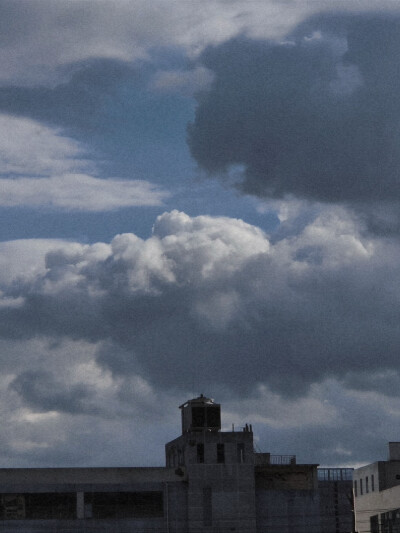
[1,210,400,398]
[0,59,136,131]
[188,14,400,205]
[10,370,97,415]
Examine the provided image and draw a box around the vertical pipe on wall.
[165,482,170,533]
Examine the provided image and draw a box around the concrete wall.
[0,467,185,486]
[0,469,188,533]
[354,460,400,532]
[0,517,166,532]
[354,482,400,533]
[167,430,257,533]
[186,462,257,533]
[256,489,321,533]
[255,464,318,491]
[319,480,354,533]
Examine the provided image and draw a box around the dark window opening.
[192,406,206,428]
[237,443,245,463]
[360,479,363,495]
[381,508,400,533]
[197,443,204,463]
[0,493,76,520]
[371,474,375,491]
[370,515,379,533]
[354,480,357,497]
[203,487,212,527]
[85,491,163,519]
[191,405,221,429]
[217,443,225,464]
[366,476,369,493]
[178,448,184,466]
[207,406,221,428]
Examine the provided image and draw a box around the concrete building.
[354,442,400,533]
[0,395,353,532]
[318,468,354,533]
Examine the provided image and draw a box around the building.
[0,394,353,532]
[354,442,400,533]
[318,468,354,533]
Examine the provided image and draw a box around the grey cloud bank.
[0,1,398,86]
[0,210,399,466]
[1,210,399,396]
[188,14,400,210]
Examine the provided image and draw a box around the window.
[237,443,245,463]
[360,478,363,495]
[217,443,225,464]
[192,407,206,428]
[197,443,204,463]
[354,480,358,497]
[207,406,221,428]
[366,476,369,493]
[371,474,375,491]
[0,493,76,520]
[371,515,379,533]
[177,448,184,466]
[191,406,221,429]
[85,492,163,519]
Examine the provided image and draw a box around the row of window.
[168,442,246,466]
[196,442,246,464]
[0,491,163,520]
[317,468,354,481]
[370,508,400,533]
[354,474,375,497]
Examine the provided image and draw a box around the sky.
[1,0,400,469]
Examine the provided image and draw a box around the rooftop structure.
[0,395,353,532]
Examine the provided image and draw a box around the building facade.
[354,442,400,533]
[318,468,354,533]
[0,395,354,532]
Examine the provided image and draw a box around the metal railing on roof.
[270,454,296,465]
[254,453,296,465]
[318,468,354,481]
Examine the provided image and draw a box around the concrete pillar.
[76,491,84,519]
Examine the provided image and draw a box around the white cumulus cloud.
[0,114,168,211]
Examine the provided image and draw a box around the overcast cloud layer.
[0,1,400,468]
[2,0,399,86]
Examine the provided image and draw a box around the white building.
[354,442,400,533]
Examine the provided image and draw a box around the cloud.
[188,14,400,210]
[0,239,76,285]
[0,335,183,466]
[10,370,97,415]
[0,210,399,465]
[0,174,168,211]
[0,1,398,86]
[0,114,168,211]
[0,209,399,398]
[0,59,197,187]
[0,114,89,177]
[151,66,215,97]
[224,379,400,465]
